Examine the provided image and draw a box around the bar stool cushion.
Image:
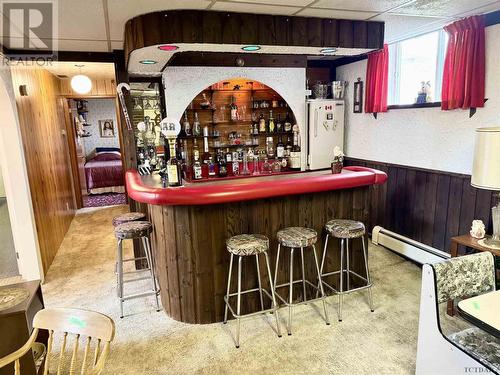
[226,234,269,256]
[115,221,152,240]
[112,212,146,226]
[325,219,365,239]
[277,227,317,248]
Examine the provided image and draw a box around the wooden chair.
[0,308,115,375]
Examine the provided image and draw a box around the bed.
[85,148,125,194]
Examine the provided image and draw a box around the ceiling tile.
[297,8,377,20]
[371,13,449,43]
[111,40,124,50]
[211,2,300,15]
[56,39,109,52]
[45,62,115,80]
[107,0,211,40]
[313,0,410,13]
[389,0,499,17]
[226,0,311,6]
[56,0,107,40]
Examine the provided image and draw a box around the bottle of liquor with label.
[193,112,201,136]
[276,135,285,158]
[166,141,182,186]
[268,110,275,133]
[284,112,292,133]
[276,113,283,132]
[192,143,203,180]
[288,128,301,170]
[259,113,266,133]
[285,135,292,157]
[230,96,238,121]
[202,137,211,163]
[218,153,228,177]
[208,156,216,177]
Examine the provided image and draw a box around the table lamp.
[471,127,500,249]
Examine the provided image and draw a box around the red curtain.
[441,15,485,110]
[365,44,389,114]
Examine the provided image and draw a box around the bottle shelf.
[210,144,258,149]
[250,131,293,136]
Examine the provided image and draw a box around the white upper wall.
[336,23,500,175]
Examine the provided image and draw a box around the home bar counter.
[126,166,387,324]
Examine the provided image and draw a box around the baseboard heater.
[372,226,450,265]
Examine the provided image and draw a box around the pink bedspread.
[85,159,124,190]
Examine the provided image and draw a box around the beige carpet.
[41,205,428,374]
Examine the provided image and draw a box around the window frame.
[387,30,448,109]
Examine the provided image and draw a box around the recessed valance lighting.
[320,48,337,54]
[241,45,261,52]
[158,45,179,51]
[140,60,157,65]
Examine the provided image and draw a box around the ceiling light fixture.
[158,45,179,51]
[140,60,158,65]
[320,48,337,54]
[241,45,261,52]
[71,64,92,94]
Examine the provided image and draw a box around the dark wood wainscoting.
[344,158,494,255]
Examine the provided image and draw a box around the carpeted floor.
[39,205,462,374]
[83,193,127,208]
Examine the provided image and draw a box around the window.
[388,30,448,106]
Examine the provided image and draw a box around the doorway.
[0,163,18,279]
[50,61,126,209]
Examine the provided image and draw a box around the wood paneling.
[58,78,116,97]
[124,10,385,65]
[345,158,494,254]
[168,51,307,67]
[11,66,76,274]
[148,186,370,324]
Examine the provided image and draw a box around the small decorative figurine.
[470,220,486,239]
[331,146,344,174]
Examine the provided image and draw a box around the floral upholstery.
[226,234,269,256]
[277,227,317,248]
[448,327,500,372]
[433,252,495,304]
[112,212,146,226]
[114,221,152,240]
[325,219,365,239]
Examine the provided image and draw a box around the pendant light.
[71,64,92,94]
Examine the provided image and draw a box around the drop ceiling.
[1,0,499,51]
[44,62,116,80]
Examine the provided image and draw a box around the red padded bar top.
[126,166,388,206]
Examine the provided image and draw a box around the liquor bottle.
[193,112,201,136]
[183,112,191,136]
[193,152,203,180]
[268,110,275,133]
[225,148,232,163]
[284,112,292,133]
[218,153,228,177]
[179,113,188,137]
[253,123,259,135]
[208,157,216,177]
[230,96,238,121]
[289,129,301,170]
[276,114,283,133]
[259,113,266,133]
[166,141,182,187]
[193,138,200,161]
[202,137,211,163]
[266,137,275,159]
[276,135,285,158]
[285,136,292,157]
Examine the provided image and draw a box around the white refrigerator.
[306,99,345,170]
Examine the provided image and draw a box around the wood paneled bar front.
[126,167,387,323]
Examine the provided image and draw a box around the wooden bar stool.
[319,219,374,322]
[223,234,282,348]
[114,220,160,318]
[274,227,330,336]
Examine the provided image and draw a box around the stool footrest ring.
[224,289,277,319]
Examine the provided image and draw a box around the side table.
[447,234,500,316]
[0,281,45,375]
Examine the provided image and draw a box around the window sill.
[387,102,441,110]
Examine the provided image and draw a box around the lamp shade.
[471,127,500,191]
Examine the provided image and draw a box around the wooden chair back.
[0,308,115,375]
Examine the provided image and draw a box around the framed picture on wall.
[99,120,115,138]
